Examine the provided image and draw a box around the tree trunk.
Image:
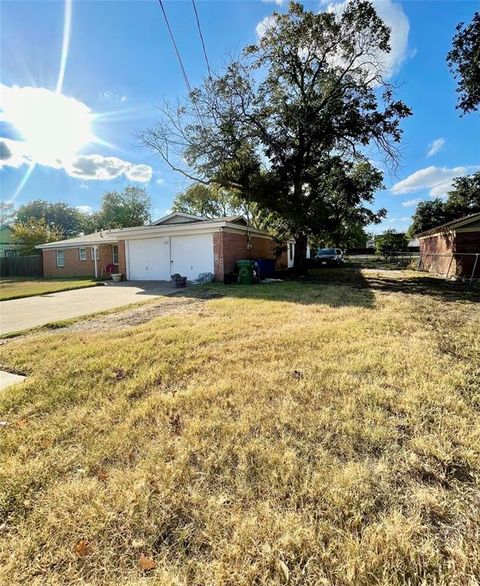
[293,233,308,274]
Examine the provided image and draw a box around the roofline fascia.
[35,239,118,250]
[109,221,273,240]
[416,213,480,239]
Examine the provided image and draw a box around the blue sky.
[1,0,479,232]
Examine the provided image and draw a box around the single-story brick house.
[36,212,292,281]
[417,212,480,278]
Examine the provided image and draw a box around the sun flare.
[0,85,95,164]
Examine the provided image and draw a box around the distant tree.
[447,11,480,115]
[141,1,410,271]
[11,218,64,255]
[408,199,449,237]
[16,200,85,237]
[408,171,480,235]
[172,183,241,218]
[97,186,151,229]
[375,229,408,258]
[444,171,480,217]
[0,202,16,226]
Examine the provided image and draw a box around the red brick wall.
[419,230,480,277]
[43,244,116,278]
[455,231,480,278]
[213,230,276,280]
[419,233,456,276]
[117,240,127,278]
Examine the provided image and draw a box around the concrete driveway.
[0,281,177,336]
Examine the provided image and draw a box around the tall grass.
[0,269,479,585]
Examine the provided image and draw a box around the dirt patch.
[0,296,209,343]
[66,297,207,333]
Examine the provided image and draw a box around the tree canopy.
[172,184,242,218]
[141,1,410,270]
[375,229,408,258]
[447,11,480,115]
[16,200,85,237]
[95,186,152,229]
[12,218,64,256]
[409,171,480,235]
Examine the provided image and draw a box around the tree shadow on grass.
[172,266,479,309]
[359,270,480,304]
[174,267,376,309]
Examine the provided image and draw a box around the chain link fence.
[387,252,480,289]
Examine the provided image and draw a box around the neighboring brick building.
[417,212,480,278]
[37,213,285,281]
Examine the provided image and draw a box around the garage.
[126,233,214,281]
[127,237,171,280]
[171,234,214,280]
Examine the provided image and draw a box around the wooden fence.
[0,255,43,277]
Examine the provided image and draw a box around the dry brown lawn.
[0,268,479,585]
[0,277,100,301]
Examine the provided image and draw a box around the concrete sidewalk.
[0,281,176,336]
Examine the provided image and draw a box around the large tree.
[16,200,86,237]
[12,218,64,256]
[172,183,241,218]
[447,11,480,115]
[172,182,267,229]
[409,171,480,235]
[96,186,152,229]
[141,1,410,270]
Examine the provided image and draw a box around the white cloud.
[326,0,411,80]
[100,91,128,102]
[156,178,165,185]
[76,205,94,214]
[0,138,152,183]
[426,137,446,157]
[401,198,422,207]
[391,165,473,197]
[67,155,152,182]
[256,15,276,38]
[262,0,286,4]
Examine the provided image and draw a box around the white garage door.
[171,234,214,281]
[128,237,171,280]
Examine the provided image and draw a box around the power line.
[191,0,212,78]
[157,0,193,95]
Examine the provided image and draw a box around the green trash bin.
[236,260,255,285]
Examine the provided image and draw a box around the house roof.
[35,214,271,249]
[35,231,118,250]
[416,212,480,239]
[151,212,248,226]
[151,211,206,225]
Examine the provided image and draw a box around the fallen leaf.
[139,552,156,571]
[97,469,108,482]
[132,539,146,549]
[74,540,92,557]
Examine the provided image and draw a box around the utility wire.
[191,0,212,78]
[157,0,193,95]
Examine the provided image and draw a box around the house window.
[56,250,65,268]
[91,246,99,261]
[112,245,119,265]
[79,247,87,261]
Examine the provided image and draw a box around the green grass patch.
[0,277,103,301]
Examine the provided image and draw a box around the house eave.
[36,238,118,250]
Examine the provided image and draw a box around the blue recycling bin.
[256,258,275,279]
